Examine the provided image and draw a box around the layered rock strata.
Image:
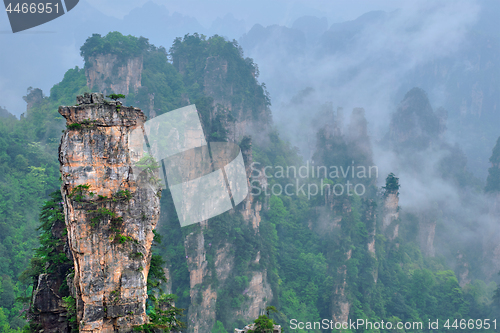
[58,93,160,332]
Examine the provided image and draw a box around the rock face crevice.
[58,93,160,332]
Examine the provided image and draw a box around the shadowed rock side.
[29,201,74,333]
[58,93,160,332]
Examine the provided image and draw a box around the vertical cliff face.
[174,50,273,330]
[201,54,271,142]
[79,34,274,330]
[183,203,272,333]
[58,93,160,332]
[347,107,372,160]
[332,248,351,325]
[382,192,399,240]
[86,55,143,95]
[23,87,44,113]
[384,87,443,153]
[418,212,436,257]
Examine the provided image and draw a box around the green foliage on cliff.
[138,232,185,333]
[170,33,270,121]
[238,128,498,333]
[20,191,70,281]
[17,190,74,333]
[0,75,81,329]
[136,44,185,116]
[61,296,78,333]
[247,313,276,333]
[80,31,185,118]
[106,93,126,101]
[80,32,149,63]
[211,320,228,333]
[2,31,499,333]
[383,172,400,194]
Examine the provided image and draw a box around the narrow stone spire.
[59,93,161,332]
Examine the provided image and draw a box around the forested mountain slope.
[0,32,499,333]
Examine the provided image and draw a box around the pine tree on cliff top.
[383,172,400,195]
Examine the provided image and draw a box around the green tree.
[248,314,275,333]
[383,172,400,194]
[106,94,126,101]
[211,320,228,333]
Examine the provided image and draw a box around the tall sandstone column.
[59,93,160,332]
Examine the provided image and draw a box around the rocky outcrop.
[82,40,274,331]
[202,56,271,142]
[456,251,471,287]
[363,200,377,256]
[58,93,160,332]
[382,192,399,240]
[418,213,436,257]
[235,270,273,320]
[347,107,371,159]
[235,323,281,333]
[23,87,44,112]
[384,87,443,153]
[184,228,216,333]
[31,274,71,332]
[174,51,273,330]
[332,249,351,324]
[86,55,143,96]
[184,221,272,332]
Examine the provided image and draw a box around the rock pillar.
[59,93,160,332]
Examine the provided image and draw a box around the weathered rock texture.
[31,273,71,332]
[201,55,271,142]
[59,93,160,332]
[183,209,272,333]
[82,45,274,331]
[382,192,399,240]
[418,212,436,257]
[23,87,44,113]
[86,55,143,96]
[332,249,351,324]
[170,52,274,331]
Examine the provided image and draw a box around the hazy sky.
[85,0,402,28]
[0,0,405,117]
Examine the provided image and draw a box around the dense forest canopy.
[80,32,150,63]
